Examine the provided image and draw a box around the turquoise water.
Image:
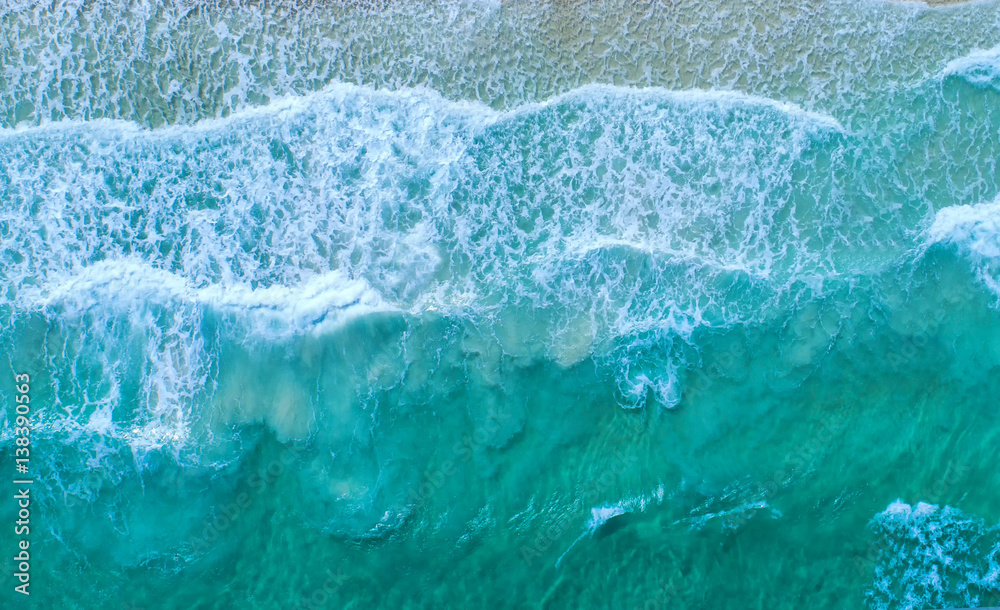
[2,0,1000,608]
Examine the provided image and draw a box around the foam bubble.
[867,500,1000,610]
[941,44,1000,89]
[928,197,1000,259]
[927,197,1000,298]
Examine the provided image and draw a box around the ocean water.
[2,0,1000,608]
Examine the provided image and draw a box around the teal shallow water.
[2,0,1000,608]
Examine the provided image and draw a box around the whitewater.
[2,0,1000,608]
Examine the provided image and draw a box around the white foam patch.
[617,363,683,410]
[927,197,1000,298]
[941,44,1000,88]
[591,484,666,529]
[34,259,390,337]
[31,304,208,461]
[0,81,866,348]
[867,500,1000,610]
[928,198,1000,259]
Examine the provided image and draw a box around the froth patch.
[36,259,390,336]
[941,44,1000,88]
[867,500,1000,610]
[926,198,1000,298]
[927,198,1000,259]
